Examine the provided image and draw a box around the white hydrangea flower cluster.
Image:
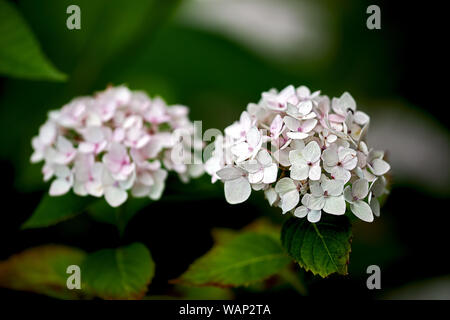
[31,86,203,207]
[205,85,390,223]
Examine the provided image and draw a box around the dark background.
[0,0,449,299]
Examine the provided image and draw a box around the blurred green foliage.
[0,0,66,81]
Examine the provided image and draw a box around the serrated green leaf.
[82,243,154,300]
[0,0,66,81]
[281,215,352,278]
[22,193,96,229]
[172,232,291,287]
[0,245,88,299]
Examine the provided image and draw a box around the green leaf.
[22,193,96,229]
[87,197,152,234]
[0,0,66,81]
[82,243,155,300]
[0,245,88,299]
[281,215,352,278]
[174,285,234,300]
[172,232,291,287]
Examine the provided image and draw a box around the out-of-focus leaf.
[175,285,234,300]
[22,193,96,229]
[172,232,290,287]
[82,243,154,300]
[242,217,281,238]
[211,228,239,245]
[87,197,152,235]
[211,218,280,245]
[0,0,66,81]
[0,245,87,299]
[281,215,352,278]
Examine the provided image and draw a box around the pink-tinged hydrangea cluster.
[205,85,390,223]
[31,86,203,207]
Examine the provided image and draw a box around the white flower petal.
[246,127,261,148]
[352,178,369,200]
[327,134,337,143]
[283,116,301,131]
[275,177,297,195]
[338,147,356,162]
[217,166,244,181]
[330,166,351,183]
[371,176,387,197]
[350,200,374,222]
[371,158,391,176]
[343,185,353,203]
[231,142,252,162]
[286,131,309,140]
[73,182,88,196]
[105,186,128,207]
[301,141,321,162]
[241,160,260,173]
[343,156,358,171]
[301,193,325,210]
[338,92,356,112]
[49,179,72,196]
[370,198,380,217]
[300,119,317,133]
[309,181,323,197]
[281,190,300,213]
[54,165,71,179]
[288,149,304,165]
[296,86,311,99]
[248,170,264,184]
[307,210,322,223]
[264,188,278,206]
[322,147,338,167]
[290,163,309,181]
[86,180,103,197]
[273,149,291,167]
[308,165,321,181]
[39,122,57,145]
[323,195,346,215]
[132,183,151,198]
[257,149,272,166]
[294,205,308,218]
[298,101,313,115]
[149,181,165,200]
[224,177,251,204]
[78,142,95,154]
[290,139,305,151]
[263,164,278,184]
[354,111,370,125]
[322,178,344,196]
